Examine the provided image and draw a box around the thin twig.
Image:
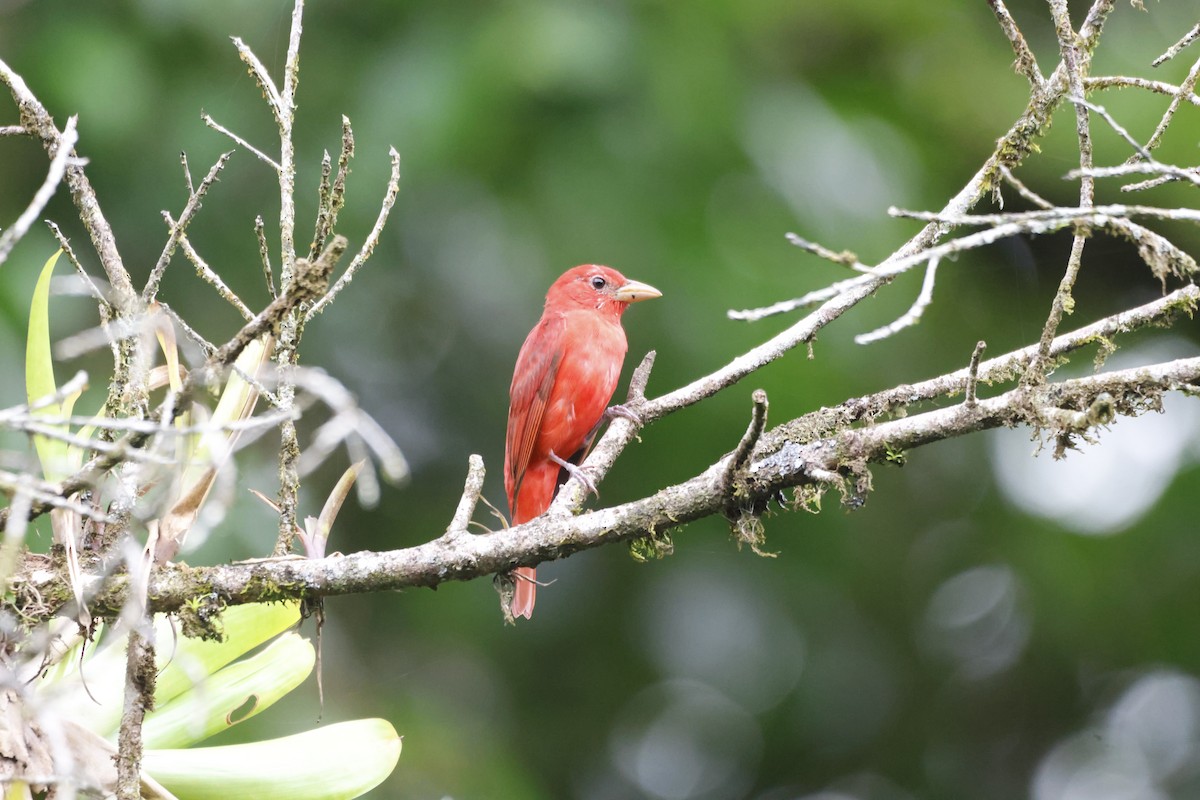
[45,221,109,309]
[230,37,285,125]
[855,256,940,345]
[143,151,233,303]
[201,113,281,172]
[308,116,354,261]
[306,146,402,321]
[784,232,867,271]
[999,166,1054,209]
[987,0,1044,88]
[179,151,194,196]
[0,116,79,268]
[255,215,276,299]
[0,57,139,317]
[965,341,987,409]
[445,455,486,538]
[1153,22,1200,67]
[156,302,216,357]
[170,223,255,320]
[1086,75,1200,105]
[728,389,769,477]
[1133,53,1200,162]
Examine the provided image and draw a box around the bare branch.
[230,37,285,126]
[201,113,281,173]
[784,232,867,271]
[854,256,940,345]
[0,115,78,268]
[171,224,255,320]
[1153,21,1200,67]
[1028,0,1097,387]
[999,166,1053,209]
[987,0,1044,88]
[306,147,402,321]
[0,58,138,317]
[1133,52,1200,162]
[143,151,233,303]
[445,455,486,538]
[255,215,276,299]
[1086,75,1200,105]
[45,355,1200,618]
[965,341,987,409]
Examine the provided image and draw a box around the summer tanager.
[503,265,661,619]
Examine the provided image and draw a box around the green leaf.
[39,602,301,738]
[144,719,402,800]
[25,250,78,483]
[143,632,315,749]
[155,600,302,707]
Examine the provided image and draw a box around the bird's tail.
[512,567,537,619]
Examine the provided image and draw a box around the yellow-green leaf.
[144,719,402,800]
[25,250,78,483]
[143,632,315,749]
[40,601,301,738]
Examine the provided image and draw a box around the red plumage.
[503,265,660,619]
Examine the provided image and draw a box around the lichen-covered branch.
[31,353,1197,620]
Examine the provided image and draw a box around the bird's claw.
[604,403,643,427]
[549,451,599,497]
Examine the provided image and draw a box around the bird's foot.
[549,450,599,497]
[605,403,643,427]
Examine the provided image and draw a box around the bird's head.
[546,264,662,316]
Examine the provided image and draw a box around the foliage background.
[1,1,1199,798]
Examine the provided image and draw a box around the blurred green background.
[2,1,1200,798]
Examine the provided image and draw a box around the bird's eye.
[590,276,607,290]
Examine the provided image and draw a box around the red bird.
[504,265,661,620]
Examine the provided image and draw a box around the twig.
[230,37,285,125]
[156,302,216,357]
[201,113,281,172]
[180,151,194,196]
[0,116,79,268]
[1134,53,1200,162]
[143,151,233,303]
[171,225,255,320]
[115,624,154,800]
[45,221,110,311]
[0,238,341,532]
[965,341,987,409]
[889,203,1200,227]
[784,232,867,271]
[255,215,276,299]
[0,57,138,317]
[1086,75,1200,105]
[1028,0,1097,387]
[855,256,940,345]
[727,389,769,477]
[987,0,1044,88]
[308,117,354,261]
[1153,22,1200,67]
[306,147,402,321]
[445,455,485,538]
[999,166,1054,210]
[270,0,307,557]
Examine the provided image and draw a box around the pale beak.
[614,279,662,304]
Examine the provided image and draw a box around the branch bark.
[24,353,1198,619]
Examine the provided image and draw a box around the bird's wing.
[505,313,565,511]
